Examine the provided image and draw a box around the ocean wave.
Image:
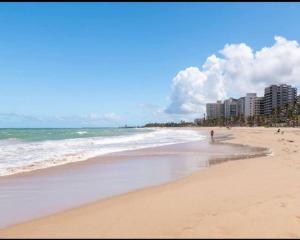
[0,129,205,176]
[76,131,88,135]
[0,138,23,146]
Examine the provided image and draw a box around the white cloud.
[82,112,121,123]
[102,112,120,121]
[165,67,208,114]
[0,112,122,127]
[165,35,300,115]
[0,113,44,123]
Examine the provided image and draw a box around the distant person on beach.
[210,130,214,142]
[277,128,281,133]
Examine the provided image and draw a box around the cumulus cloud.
[165,35,300,115]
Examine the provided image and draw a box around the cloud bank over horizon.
[165,36,300,115]
[0,112,122,128]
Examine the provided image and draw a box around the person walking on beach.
[210,129,214,142]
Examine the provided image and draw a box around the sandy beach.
[1,127,300,238]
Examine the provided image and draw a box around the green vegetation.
[144,102,300,128]
[144,120,195,128]
[196,102,300,127]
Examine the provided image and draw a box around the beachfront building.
[224,98,238,118]
[238,97,245,118]
[200,83,299,126]
[206,100,224,119]
[264,84,297,115]
[297,95,300,115]
[254,97,265,116]
[244,93,257,119]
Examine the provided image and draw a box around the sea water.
[0,128,205,176]
[0,128,268,229]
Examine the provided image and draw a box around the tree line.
[144,102,300,128]
[144,120,195,128]
[197,102,300,127]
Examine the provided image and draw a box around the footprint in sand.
[182,226,193,231]
[282,148,290,153]
[280,202,286,208]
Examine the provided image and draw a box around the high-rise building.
[264,85,278,115]
[244,93,257,118]
[297,95,300,115]
[206,100,224,119]
[238,97,245,117]
[224,98,238,118]
[264,84,297,115]
[254,97,265,116]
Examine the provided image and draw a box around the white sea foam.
[77,131,88,135]
[0,129,205,176]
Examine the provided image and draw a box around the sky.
[1,3,300,127]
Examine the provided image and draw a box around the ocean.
[0,127,205,176]
[0,128,268,228]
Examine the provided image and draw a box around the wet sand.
[2,127,300,237]
[0,130,266,229]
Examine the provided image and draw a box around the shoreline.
[0,128,203,179]
[0,129,259,181]
[0,129,266,230]
[1,127,300,237]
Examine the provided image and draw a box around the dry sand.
[1,127,300,238]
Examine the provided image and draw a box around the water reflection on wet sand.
[0,134,268,228]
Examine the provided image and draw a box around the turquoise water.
[0,128,205,176]
[0,128,151,142]
[0,136,267,229]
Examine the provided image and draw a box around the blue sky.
[1,3,300,127]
